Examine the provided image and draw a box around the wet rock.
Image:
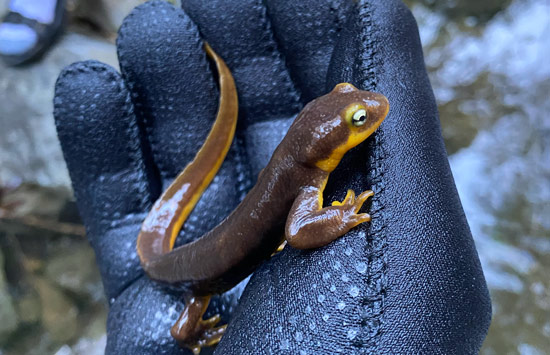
[101,0,181,30]
[16,288,42,324]
[81,307,107,340]
[45,245,102,300]
[0,32,117,188]
[70,0,181,34]
[0,249,19,343]
[405,0,513,22]
[73,334,107,355]
[69,0,138,34]
[1,183,72,219]
[35,277,78,343]
[54,334,106,355]
[0,233,41,326]
[52,310,106,355]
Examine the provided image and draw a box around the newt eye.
[351,109,367,127]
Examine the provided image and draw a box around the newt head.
[288,82,389,172]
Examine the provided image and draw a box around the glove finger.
[263,0,354,102]
[117,0,216,187]
[180,0,302,122]
[54,60,157,298]
[116,1,249,245]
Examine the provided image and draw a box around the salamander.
[137,44,389,354]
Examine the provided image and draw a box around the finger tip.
[54,60,127,129]
[117,0,206,74]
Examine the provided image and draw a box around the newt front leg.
[285,185,373,249]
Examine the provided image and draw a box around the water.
[408,0,550,352]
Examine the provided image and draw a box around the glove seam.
[356,0,387,351]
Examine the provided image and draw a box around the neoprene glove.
[53,0,492,353]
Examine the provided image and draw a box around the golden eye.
[351,109,367,127]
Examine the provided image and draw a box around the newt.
[137,43,389,354]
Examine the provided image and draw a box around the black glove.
[53,0,491,353]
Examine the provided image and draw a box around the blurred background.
[0,0,548,354]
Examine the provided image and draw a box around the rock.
[16,289,42,324]
[54,344,73,355]
[44,245,102,301]
[0,32,117,188]
[69,0,181,35]
[81,307,107,340]
[101,0,181,31]
[52,311,107,355]
[0,248,19,343]
[54,334,106,355]
[1,183,73,219]
[73,334,107,355]
[0,233,41,327]
[35,277,78,343]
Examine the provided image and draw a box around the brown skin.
[137,46,389,354]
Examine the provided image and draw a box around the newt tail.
[137,43,238,267]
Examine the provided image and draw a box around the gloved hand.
[53,0,492,353]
